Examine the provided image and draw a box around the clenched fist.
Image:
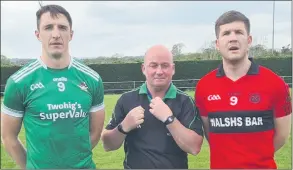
[121,106,145,132]
[149,97,173,122]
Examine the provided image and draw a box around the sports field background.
[1,91,292,169]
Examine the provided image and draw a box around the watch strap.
[117,124,128,134]
[164,115,175,125]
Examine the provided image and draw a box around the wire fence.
[1,76,291,95]
[102,79,200,93]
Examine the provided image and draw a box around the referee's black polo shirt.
[106,82,203,169]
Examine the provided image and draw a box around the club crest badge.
[79,82,88,92]
[249,93,260,104]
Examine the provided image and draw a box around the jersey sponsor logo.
[30,82,45,91]
[210,117,263,127]
[208,110,274,133]
[47,102,81,110]
[53,77,68,82]
[208,94,221,101]
[228,92,241,96]
[40,102,87,121]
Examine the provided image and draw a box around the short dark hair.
[36,4,72,30]
[215,10,250,38]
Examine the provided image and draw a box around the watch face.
[165,116,175,125]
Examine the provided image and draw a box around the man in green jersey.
[1,4,105,169]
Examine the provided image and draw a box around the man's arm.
[149,97,204,155]
[88,74,106,150]
[200,116,210,143]
[1,113,26,169]
[90,109,105,149]
[101,102,145,151]
[101,126,127,151]
[101,96,127,151]
[195,81,209,143]
[273,82,292,152]
[166,118,203,155]
[167,97,204,155]
[274,114,291,152]
[1,78,26,168]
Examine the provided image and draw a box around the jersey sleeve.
[1,78,24,117]
[105,95,126,130]
[89,76,105,113]
[273,80,292,118]
[177,97,204,136]
[195,81,208,117]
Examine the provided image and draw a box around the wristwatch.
[117,124,128,135]
[164,115,175,125]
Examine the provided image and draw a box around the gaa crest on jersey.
[79,82,88,91]
[249,93,260,104]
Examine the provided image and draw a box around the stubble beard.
[223,52,247,65]
[50,52,63,60]
[152,81,171,93]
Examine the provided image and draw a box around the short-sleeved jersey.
[106,83,203,169]
[195,59,292,169]
[1,57,104,169]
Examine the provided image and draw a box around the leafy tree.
[1,55,13,66]
[281,44,291,54]
[171,43,185,56]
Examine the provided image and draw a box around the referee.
[101,45,204,169]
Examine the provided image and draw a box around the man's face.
[216,21,252,62]
[35,12,73,59]
[142,51,175,89]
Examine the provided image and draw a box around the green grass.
[1,91,292,169]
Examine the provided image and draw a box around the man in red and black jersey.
[195,10,292,169]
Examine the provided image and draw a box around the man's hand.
[149,97,173,122]
[121,106,145,132]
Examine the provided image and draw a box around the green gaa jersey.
[1,57,104,169]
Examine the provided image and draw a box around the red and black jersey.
[195,59,292,169]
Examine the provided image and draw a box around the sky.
[1,1,291,59]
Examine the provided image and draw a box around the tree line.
[1,43,292,67]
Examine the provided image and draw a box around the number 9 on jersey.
[230,96,238,106]
[57,82,65,92]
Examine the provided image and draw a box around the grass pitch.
[1,91,292,169]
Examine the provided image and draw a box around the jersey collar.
[139,82,177,101]
[216,57,260,77]
[37,56,73,69]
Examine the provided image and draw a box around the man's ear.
[215,39,220,51]
[69,30,74,41]
[141,63,146,76]
[35,30,41,42]
[247,35,252,48]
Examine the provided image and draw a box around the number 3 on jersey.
[57,82,65,92]
[230,96,238,106]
